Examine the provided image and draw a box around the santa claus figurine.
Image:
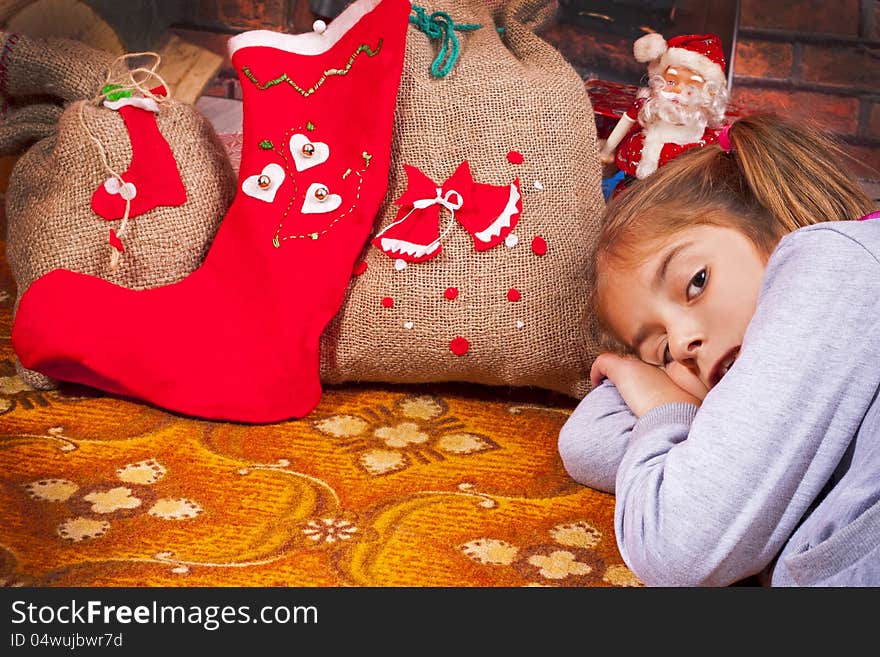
[599,32,730,193]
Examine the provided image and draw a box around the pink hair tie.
[718,123,734,153]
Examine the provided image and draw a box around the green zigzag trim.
[240,39,383,98]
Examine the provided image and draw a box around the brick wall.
[170,0,316,100]
[177,1,879,183]
[733,0,879,179]
[181,0,314,31]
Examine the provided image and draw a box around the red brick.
[541,23,645,83]
[841,143,880,181]
[876,2,880,40]
[801,44,880,90]
[732,87,860,134]
[740,0,859,35]
[870,104,880,140]
[194,0,287,30]
[734,39,793,79]
[289,0,318,32]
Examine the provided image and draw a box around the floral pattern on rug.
[24,458,203,543]
[313,394,499,477]
[0,374,634,586]
[0,358,57,416]
[461,520,641,586]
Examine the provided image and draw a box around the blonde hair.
[588,112,876,353]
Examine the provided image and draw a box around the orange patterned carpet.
[0,158,638,588]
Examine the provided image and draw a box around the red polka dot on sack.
[507,150,524,164]
[352,260,368,275]
[531,235,548,256]
[381,296,394,308]
[507,288,521,302]
[450,336,470,356]
[444,287,459,300]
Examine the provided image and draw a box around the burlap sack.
[318,0,604,398]
[1,32,236,388]
[0,31,114,102]
[0,101,62,152]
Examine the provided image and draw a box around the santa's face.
[660,65,706,102]
[640,66,715,129]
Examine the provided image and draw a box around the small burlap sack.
[0,101,62,152]
[0,31,114,102]
[318,0,605,398]
[1,31,236,389]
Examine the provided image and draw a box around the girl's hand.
[590,353,702,418]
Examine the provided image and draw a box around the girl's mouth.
[709,347,740,387]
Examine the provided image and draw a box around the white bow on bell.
[412,187,463,212]
[374,187,465,261]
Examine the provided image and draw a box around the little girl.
[559,113,880,587]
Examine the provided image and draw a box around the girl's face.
[599,224,768,399]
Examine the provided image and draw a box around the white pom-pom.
[313,19,327,34]
[633,33,666,63]
[119,182,137,201]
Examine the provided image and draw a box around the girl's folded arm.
[558,379,638,493]
[613,226,880,586]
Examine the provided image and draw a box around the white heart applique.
[242,163,285,203]
[301,182,342,214]
[290,134,330,171]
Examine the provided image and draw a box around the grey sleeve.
[558,380,638,493]
[614,226,880,586]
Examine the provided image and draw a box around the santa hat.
[633,33,727,88]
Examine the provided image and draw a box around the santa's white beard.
[635,93,711,179]
[639,92,710,132]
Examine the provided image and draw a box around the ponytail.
[723,114,875,233]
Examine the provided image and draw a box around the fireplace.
[538,0,740,91]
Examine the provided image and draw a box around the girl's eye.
[686,269,707,300]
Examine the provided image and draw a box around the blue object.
[602,170,626,200]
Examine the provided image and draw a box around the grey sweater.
[559,220,880,586]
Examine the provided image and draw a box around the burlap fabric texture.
[319,0,605,399]
[1,31,236,389]
[0,31,115,102]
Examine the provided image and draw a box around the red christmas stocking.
[90,89,187,220]
[12,0,410,423]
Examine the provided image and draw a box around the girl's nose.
[671,334,702,362]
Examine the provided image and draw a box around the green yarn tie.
[409,5,481,78]
[101,84,133,102]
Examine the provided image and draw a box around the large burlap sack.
[318,0,605,398]
[1,31,236,388]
